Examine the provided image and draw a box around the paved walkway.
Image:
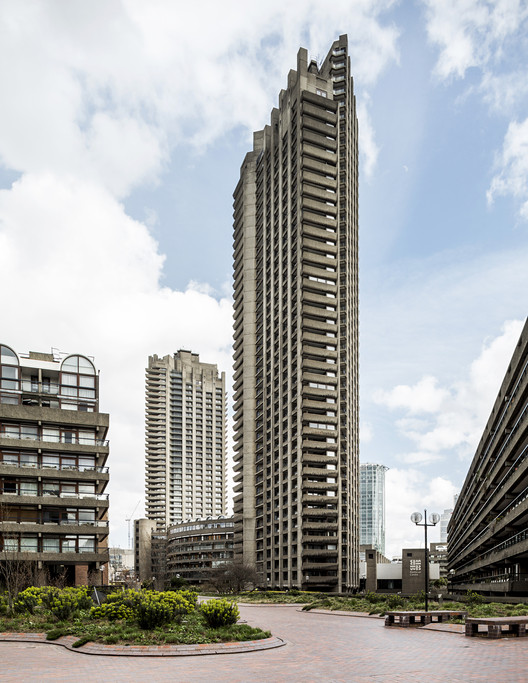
[1,604,527,682]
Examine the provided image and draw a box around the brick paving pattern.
[1,604,527,682]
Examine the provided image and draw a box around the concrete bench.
[385,610,467,628]
[465,616,528,639]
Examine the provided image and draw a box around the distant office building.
[429,542,448,579]
[448,319,528,596]
[144,351,226,529]
[0,344,110,586]
[360,463,388,555]
[109,547,134,583]
[166,515,234,584]
[233,34,359,592]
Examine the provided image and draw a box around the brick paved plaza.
[1,604,527,682]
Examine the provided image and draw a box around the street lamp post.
[410,510,440,612]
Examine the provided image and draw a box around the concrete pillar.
[75,564,89,586]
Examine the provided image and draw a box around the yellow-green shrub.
[201,598,239,628]
[91,602,134,621]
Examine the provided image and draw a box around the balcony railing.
[4,519,108,527]
[0,432,109,447]
[0,461,108,473]
[1,490,109,501]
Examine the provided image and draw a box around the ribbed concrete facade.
[233,35,359,591]
[145,351,226,529]
[448,319,528,596]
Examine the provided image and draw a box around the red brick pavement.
[1,604,527,682]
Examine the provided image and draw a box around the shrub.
[176,589,198,609]
[386,594,405,610]
[72,636,92,648]
[466,590,484,607]
[201,598,240,628]
[365,591,383,604]
[159,591,195,621]
[169,575,189,590]
[13,586,41,615]
[48,592,78,621]
[135,595,174,629]
[105,588,143,610]
[39,587,60,610]
[91,602,134,622]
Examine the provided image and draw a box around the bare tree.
[207,560,259,594]
[0,502,41,609]
[0,547,38,611]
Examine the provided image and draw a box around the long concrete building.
[232,35,359,591]
[0,343,109,585]
[448,319,528,597]
[145,351,226,529]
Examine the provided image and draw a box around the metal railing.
[0,460,108,473]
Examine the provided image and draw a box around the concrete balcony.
[0,492,109,508]
[303,562,339,571]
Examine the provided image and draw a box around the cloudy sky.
[1,1,527,558]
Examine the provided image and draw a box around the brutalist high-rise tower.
[233,35,359,592]
[145,351,227,529]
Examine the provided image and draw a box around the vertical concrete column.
[75,564,89,586]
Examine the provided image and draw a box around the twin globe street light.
[410,510,440,612]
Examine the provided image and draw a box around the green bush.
[365,591,384,604]
[386,594,405,610]
[64,587,93,611]
[39,587,60,610]
[72,635,92,648]
[466,590,484,607]
[175,589,198,609]
[135,595,174,629]
[105,588,143,610]
[13,587,41,615]
[169,575,189,590]
[48,592,78,621]
[91,602,134,622]
[159,591,195,621]
[201,598,240,628]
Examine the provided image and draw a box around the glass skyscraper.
[360,463,388,555]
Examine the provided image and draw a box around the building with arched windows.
[0,344,110,586]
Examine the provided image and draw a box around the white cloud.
[357,96,380,178]
[373,319,524,463]
[0,0,400,192]
[385,468,458,558]
[422,0,528,81]
[397,451,444,466]
[375,375,449,414]
[422,1,528,220]
[487,118,528,219]
[360,421,374,444]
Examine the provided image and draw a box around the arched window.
[0,344,20,400]
[60,355,96,408]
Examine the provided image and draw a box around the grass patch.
[0,605,270,646]
[212,591,528,619]
[218,590,325,605]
